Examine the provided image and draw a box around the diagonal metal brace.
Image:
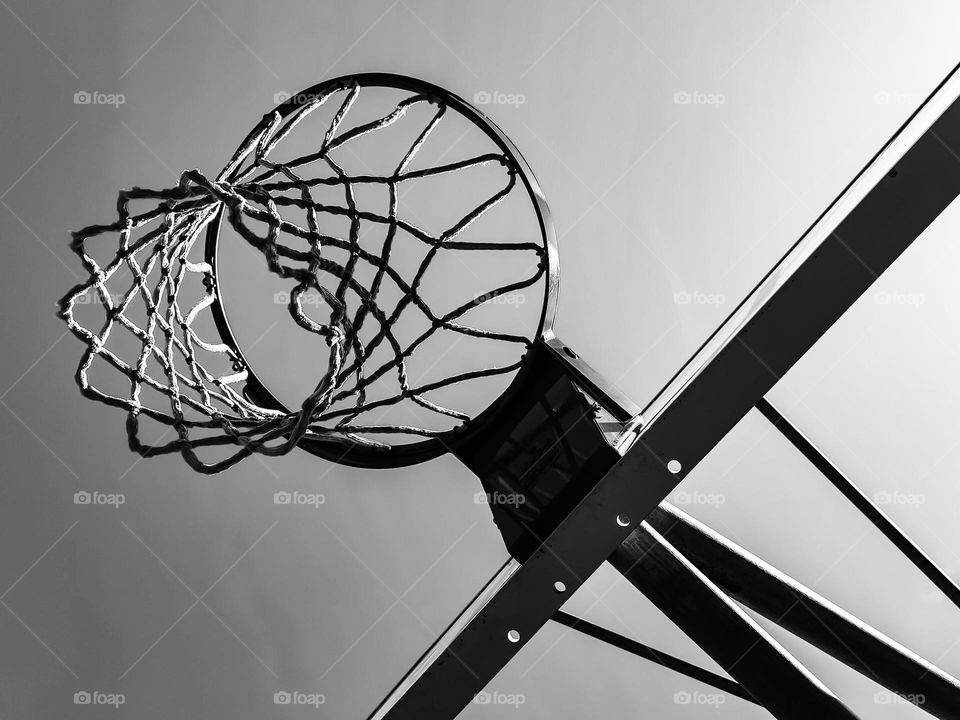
[648,503,960,720]
[611,522,860,719]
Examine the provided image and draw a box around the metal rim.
[204,73,558,468]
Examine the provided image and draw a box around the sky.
[2,1,960,718]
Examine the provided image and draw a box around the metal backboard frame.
[370,58,960,720]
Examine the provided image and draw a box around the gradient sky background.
[3,1,960,718]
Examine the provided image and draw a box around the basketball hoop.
[59,74,557,472]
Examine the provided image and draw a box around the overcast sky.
[2,1,960,718]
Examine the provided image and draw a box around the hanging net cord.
[59,82,547,473]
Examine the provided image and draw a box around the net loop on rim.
[58,79,547,472]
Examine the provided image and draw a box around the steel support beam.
[611,524,859,719]
[371,61,960,720]
[648,503,960,720]
[757,398,960,611]
[551,610,757,704]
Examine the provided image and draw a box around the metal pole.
[611,523,860,719]
[756,398,960,611]
[552,610,757,703]
[649,503,960,719]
